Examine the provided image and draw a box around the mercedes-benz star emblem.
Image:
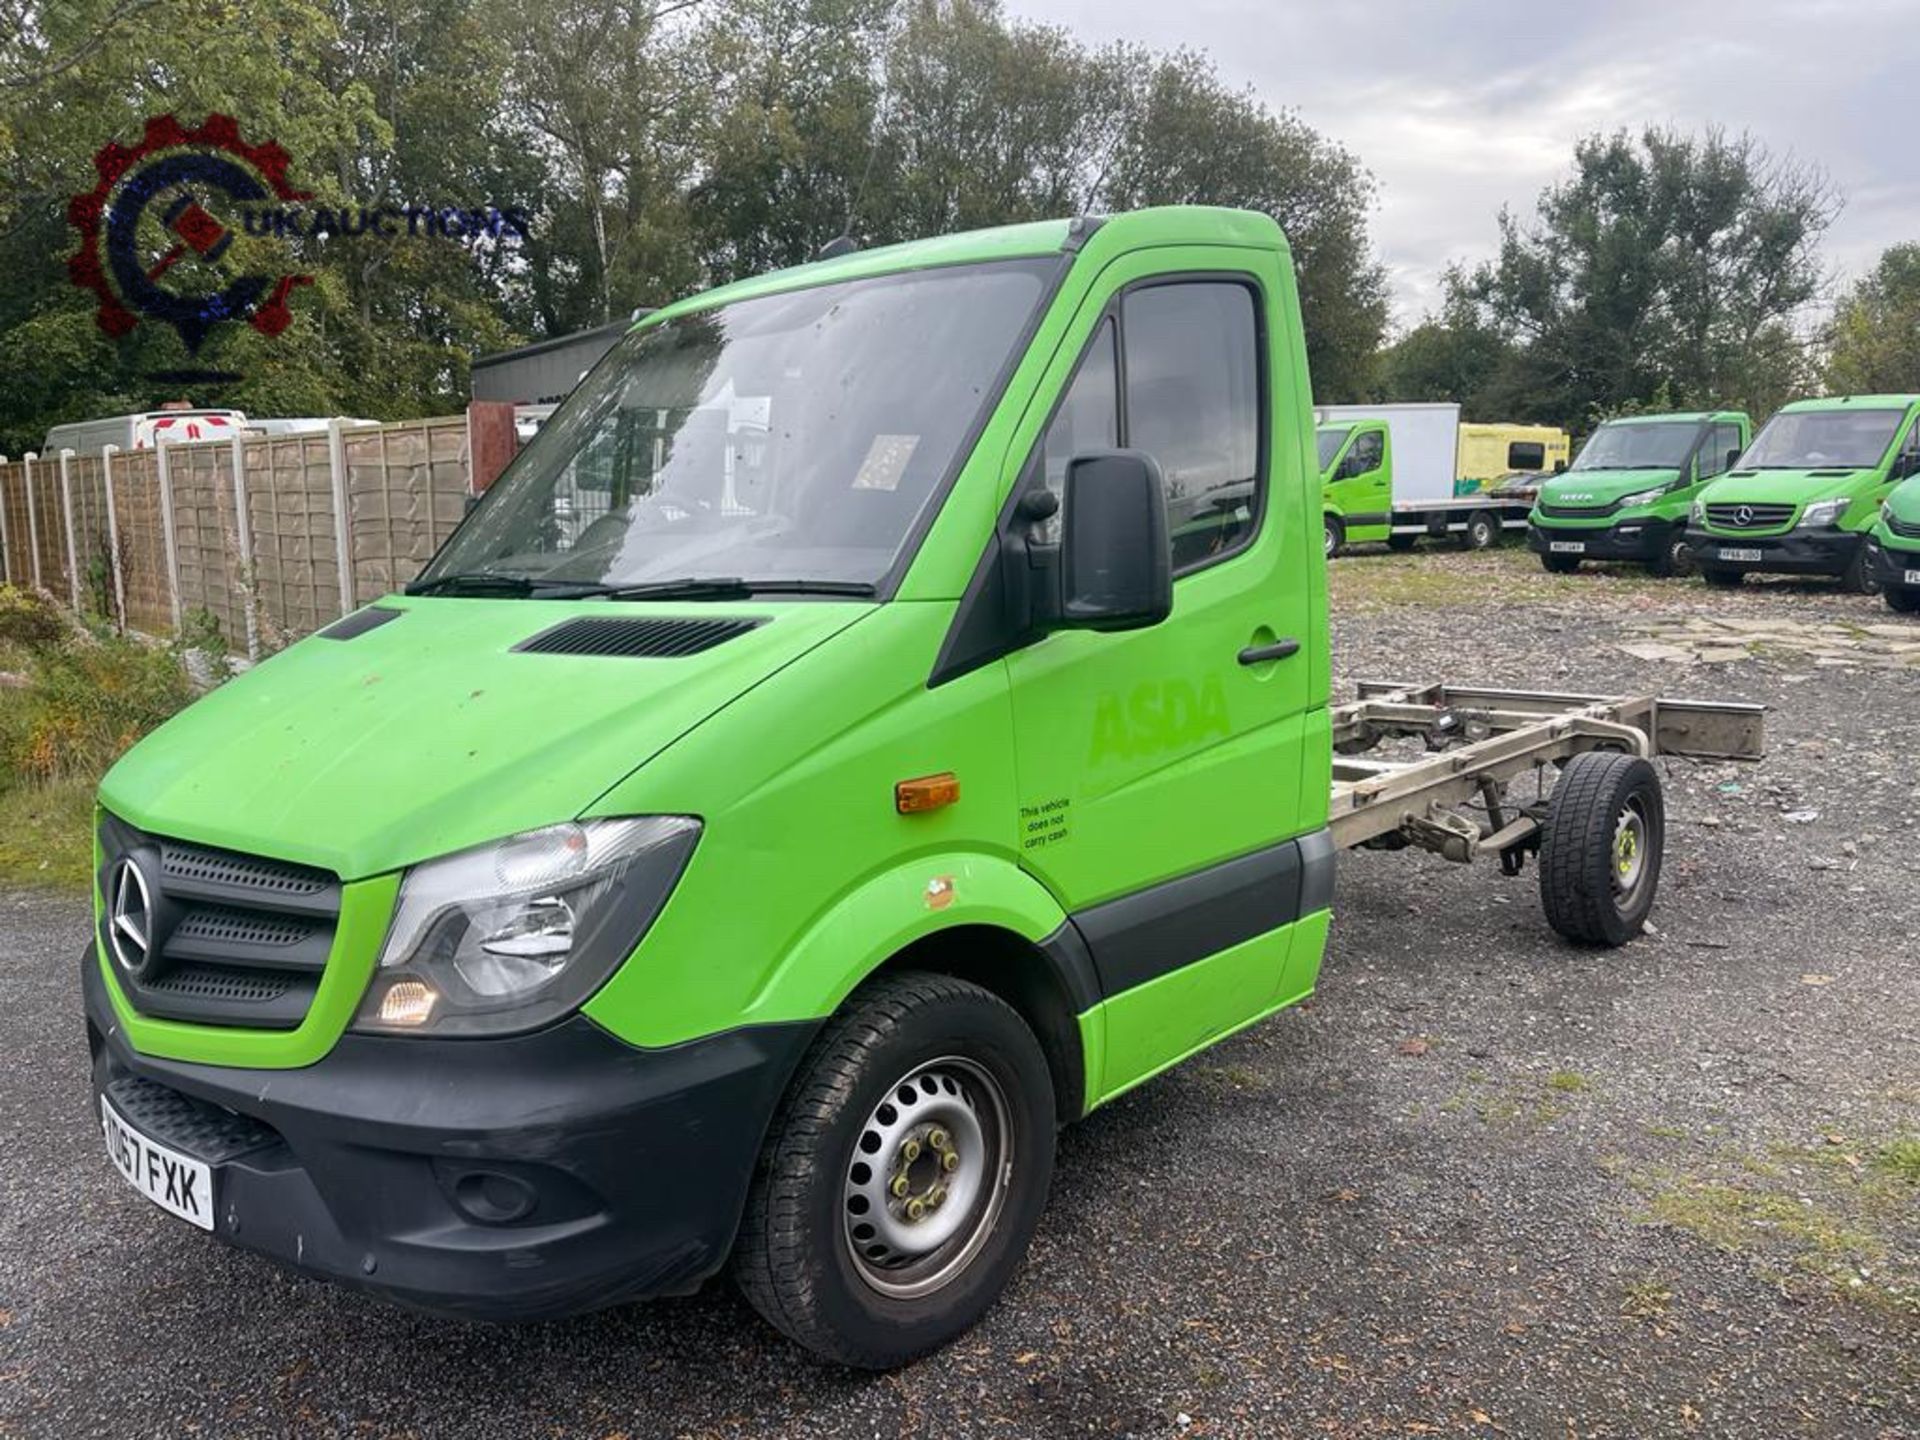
[109,859,154,975]
[1734,504,1755,527]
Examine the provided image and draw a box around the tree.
[1824,243,1920,394]
[1447,127,1836,426]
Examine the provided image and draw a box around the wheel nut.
[942,1150,960,1172]
[906,1197,926,1221]
[928,1186,945,1207]
[890,1174,911,1198]
[902,1138,921,1163]
[928,1128,949,1151]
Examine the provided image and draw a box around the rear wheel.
[1386,533,1417,552]
[1540,751,1665,947]
[1648,533,1695,579]
[1886,585,1920,614]
[1541,553,1580,575]
[1464,510,1500,550]
[1701,566,1744,588]
[733,972,1056,1369]
[1838,546,1881,596]
[1323,515,1344,560]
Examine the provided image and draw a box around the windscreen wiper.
[590,577,878,601]
[405,571,541,597]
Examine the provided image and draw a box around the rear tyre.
[1838,546,1881,596]
[1648,533,1695,579]
[733,972,1056,1369]
[1464,510,1500,550]
[1323,515,1345,560]
[1886,585,1920,614]
[1539,751,1665,947]
[1386,533,1417,552]
[1701,566,1744,588]
[1541,553,1580,575]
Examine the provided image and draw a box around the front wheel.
[1323,515,1345,560]
[1540,751,1665,947]
[1838,546,1881,596]
[1648,533,1695,579]
[1464,510,1500,550]
[733,972,1056,1368]
[1541,552,1580,575]
[1701,566,1744,588]
[1886,585,1920,614]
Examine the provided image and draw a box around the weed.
[1547,1070,1590,1093]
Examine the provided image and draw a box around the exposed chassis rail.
[1329,681,1766,863]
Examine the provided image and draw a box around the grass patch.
[1328,546,1666,613]
[0,778,96,889]
[1546,1070,1591,1093]
[1873,1139,1920,1185]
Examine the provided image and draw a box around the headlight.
[354,816,700,1036]
[1798,498,1848,528]
[1884,502,1896,526]
[1619,487,1667,509]
[1690,498,1707,523]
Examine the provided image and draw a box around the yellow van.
[1456,423,1570,495]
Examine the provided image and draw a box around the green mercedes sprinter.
[84,208,1341,1367]
[1865,473,1920,612]
[1528,411,1750,577]
[1315,417,1391,554]
[1685,395,1920,591]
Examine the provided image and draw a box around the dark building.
[469,317,643,407]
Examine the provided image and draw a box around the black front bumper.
[1684,526,1863,576]
[1527,519,1671,562]
[1866,536,1920,588]
[83,949,816,1322]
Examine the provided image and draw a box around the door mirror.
[1553,460,1568,475]
[1056,450,1173,632]
[1894,449,1920,481]
[1725,448,1743,473]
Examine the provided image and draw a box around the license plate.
[1907,570,1920,586]
[1718,548,1764,563]
[1549,540,1585,554]
[101,1095,214,1231]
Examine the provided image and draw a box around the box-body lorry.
[81,208,1757,1369]
[1685,395,1920,592]
[1528,411,1750,576]
[1316,403,1537,556]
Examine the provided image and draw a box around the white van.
[41,409,249,456]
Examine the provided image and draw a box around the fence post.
[230,434,260,660]
[101,444,128,629]
[58,449,81,611]
[327,418,355,615]
[23,452,42,590]
[155,441,183,630]
[0,454,11,585]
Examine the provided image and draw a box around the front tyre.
[1886,585,1920,614]
[1464,510,1500,550]
[1540,751,1665,947]
[1839,545,1882,596]
[1541,552,1580,575]
[1648,533,1695,579]
[733,972,1056,1368]
[1324,515,1345,560]
[1701,566,1744,588]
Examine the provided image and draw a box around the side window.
[1507,440,1546,471]
[1039,319,1119,507]
[1123,281,1263,573]
[1347,430,1383,475]
[1698,423,1743,480]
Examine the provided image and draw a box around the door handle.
[1237,638,1301,666]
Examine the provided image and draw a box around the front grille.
[1889,513,1920,540]
[1705,502,1795,532]
[97,813,341,1030]
[1537,500,1617,519]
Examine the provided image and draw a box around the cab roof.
[634,207,1291,329]
[1599,410,1743,425]
[1778,394,1920,413]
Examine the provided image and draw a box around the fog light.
[450,1168,538,1224]
[376,979,439,1028]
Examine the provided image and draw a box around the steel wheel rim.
[1324,522,1337,558]
[842,1056,1012,1300]
[1612,798,1650,904]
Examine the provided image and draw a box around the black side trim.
[1074,837,1305,997]
[1341,511,1390,528]
[317,606,404,640]
[1298,828,1337,917]
[1035,921,1103,1014]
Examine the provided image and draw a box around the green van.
[1685,395,1920,591]
[82,208,1339,1369]
[1866,474,1920,612]
[1315,418,1392,553]
[1527,411,1749,577]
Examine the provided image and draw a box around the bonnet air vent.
[318,606,403,640]
[513,615,767,658]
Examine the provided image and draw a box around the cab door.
[1330,422,1391,539]
[1000,247,1323,1092]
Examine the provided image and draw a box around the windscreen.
[424,258,1055,590]
[1570,420,1702,472]
[1739,408,1908,470]
[1316,426,1351,470]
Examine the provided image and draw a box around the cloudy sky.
[1013,0,1920,330]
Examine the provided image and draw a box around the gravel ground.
[3,549,1917,1439]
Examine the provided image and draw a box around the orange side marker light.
[895,772,960,815]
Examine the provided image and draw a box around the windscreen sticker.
[1020,797,1071,852]
[852,434,918,491]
